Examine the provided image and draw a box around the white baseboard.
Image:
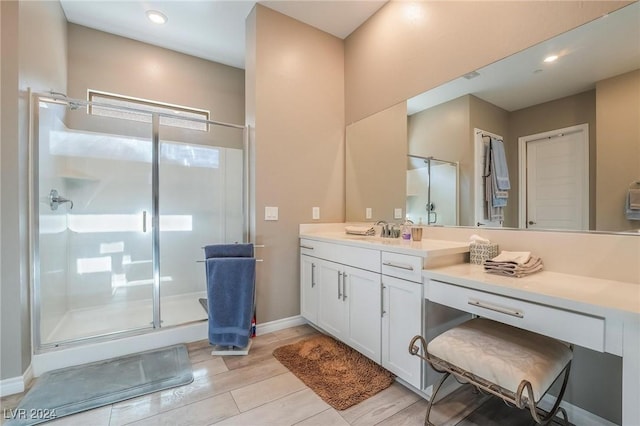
[0,364,33,397]
[539,394,617,426]
[256,315,306,335]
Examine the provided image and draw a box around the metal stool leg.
[424,371,450,426]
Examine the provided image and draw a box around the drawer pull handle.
[382,261,414,271]
[468,299,524,318]
[300,245,315,250]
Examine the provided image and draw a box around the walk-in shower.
[31,93,247,351]
[406,155,459,226]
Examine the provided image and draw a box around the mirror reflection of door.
[519,124,589,230]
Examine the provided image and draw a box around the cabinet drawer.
[381,251,423,283]
[299,238,380,272]
[428,279,605,352]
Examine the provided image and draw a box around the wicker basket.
[469,242,499,265]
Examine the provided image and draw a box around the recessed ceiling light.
[543,55,558,63]
[146,10,167,25]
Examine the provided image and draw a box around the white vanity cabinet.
[317,261,382,362]
[299,231,471,394]
[299,238,382,363]
[380,253,424,389]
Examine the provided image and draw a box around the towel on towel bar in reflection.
[204,244,255,348]
[490,138,510,191]
[626,189,640,220]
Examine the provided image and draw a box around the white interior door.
[519,124,589,230]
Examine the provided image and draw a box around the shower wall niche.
[34,95,245,348]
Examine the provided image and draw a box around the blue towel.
[206,257,256,348]
[204,243,253,259]
[490,138,511,190]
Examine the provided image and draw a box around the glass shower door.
[157,120,245,328]
[36,97,155,346]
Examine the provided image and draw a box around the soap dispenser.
[401,219,411,240]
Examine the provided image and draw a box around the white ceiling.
[59,1,638,113]
[59,0,387,70]
[408,1,640,113]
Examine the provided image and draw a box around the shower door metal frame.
[29,92,248,352]
[407,154,460,225]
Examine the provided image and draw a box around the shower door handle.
[142,211,148,233]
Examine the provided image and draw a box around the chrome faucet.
[374,220,400,238]
[49,189,73,210]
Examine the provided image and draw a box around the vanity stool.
[410,318,573,425]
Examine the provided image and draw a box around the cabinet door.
[382,275,422,388]
[317,259,348,340]
[344,266,382,363]
[300,255,318,324]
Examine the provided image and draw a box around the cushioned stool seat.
[410,318,573,425]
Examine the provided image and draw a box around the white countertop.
[299,230,470,258]
[424,263,640,316]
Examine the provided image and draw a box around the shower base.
[43,291,208,345]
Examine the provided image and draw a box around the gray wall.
[346,102,407,223]
[405,95,509,227]
[246,4,345,323]
[596,70,640,232]
[509,90,597,229]
[1,0,68,381]
[66,23,245,149]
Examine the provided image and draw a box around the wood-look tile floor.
[1,325,523,426]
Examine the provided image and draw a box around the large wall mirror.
[346,2,639,234]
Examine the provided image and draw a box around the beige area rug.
[272,334,395,410]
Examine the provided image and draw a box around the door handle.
[143,211,148,233]
[342,273,347,301]
[381,284,386,317]
[337,271,342,300]
[311,263,316,287]
[528,220,536,225]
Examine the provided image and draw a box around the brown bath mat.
[272,334,395,410]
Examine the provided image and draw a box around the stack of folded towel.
[483,251,543,278]
[345,225,376,236]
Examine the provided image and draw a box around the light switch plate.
[365,208,372,219]
[265,206,278,221]
[394,208,403,219]
[312,207,320,220]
